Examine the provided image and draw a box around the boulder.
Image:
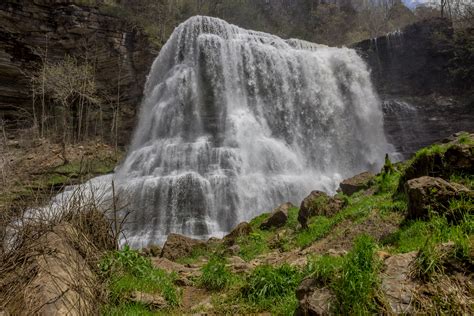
[339,171,375,196]
[129,291,167,310]
[444,144,474,175]
[142,244,161,257]
[298,191,346,229]
[405,176,471,221]
[160,233,205,261]
[260,202,294,230]
[223,222,252,245]
[295,278,334,315]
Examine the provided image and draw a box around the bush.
[333,235,379,314]
[198,256,233,290]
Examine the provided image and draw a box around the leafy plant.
[198,256,234,290]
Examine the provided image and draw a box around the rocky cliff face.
[353,18,474,158]
[0,0,156,143]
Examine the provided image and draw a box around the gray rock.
[339,171,374,196]
[298,191,346,229]
[405,176,471,221]
[223,222,252,245]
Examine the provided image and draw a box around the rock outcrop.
[353,18,454,96]
[260,202,294,230]
[295,278,334,315]
[405,176,471,221]
[223,222,252,246]
[161,233,205,261]
[298,191,346,229]
[339,171,374,196]
[398,133,474,192]
[354,19,474,159]
[0,0,156,143]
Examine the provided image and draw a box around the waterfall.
[28,16,392,248]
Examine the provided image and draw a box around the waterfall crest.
[111,16,391,247]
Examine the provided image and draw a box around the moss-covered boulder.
[339,171,375,196]
[405,176,472,221]
[298,191,346,229]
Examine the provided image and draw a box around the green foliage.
[295,216,333,248]
[304,255,344,284]
[450,173,474,190]
[332,235,379,315]
[100,246,180,307]
[410,239,444,281]
[198,256,234,291]
[382,215,473,258]
[447,195,474,223]
[241,264,302,309]
[237,231,270,261]
[414,143,449,160]
[374,169,401,194]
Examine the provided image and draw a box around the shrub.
[198,256,233,291]
[332,235,379,314]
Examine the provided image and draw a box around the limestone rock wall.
[0,0,156,143]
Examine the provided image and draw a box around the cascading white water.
[24,16,392,249]
[110,16,392,247]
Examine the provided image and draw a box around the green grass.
[304,254,344,284]
[414,143,450,160]
[237,230,271,261]
[198,256,234,291]
[382,215,473,257]
[410,239,445,282]
[241,264,302,311]
[100,246,180,311]
[332,235,379,315]
[450,173,474,190]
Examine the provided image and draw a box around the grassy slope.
[100,134,473,315]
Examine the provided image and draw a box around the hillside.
[1,132,472,315]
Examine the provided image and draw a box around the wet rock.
[161,233,205,261]
[298,191,346,229]
[129,291,167,310]
[223,222,252,245]
[295,278,334,315]
[339,171,375,196]
[260,202,294,230]
[405,176,471,221]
